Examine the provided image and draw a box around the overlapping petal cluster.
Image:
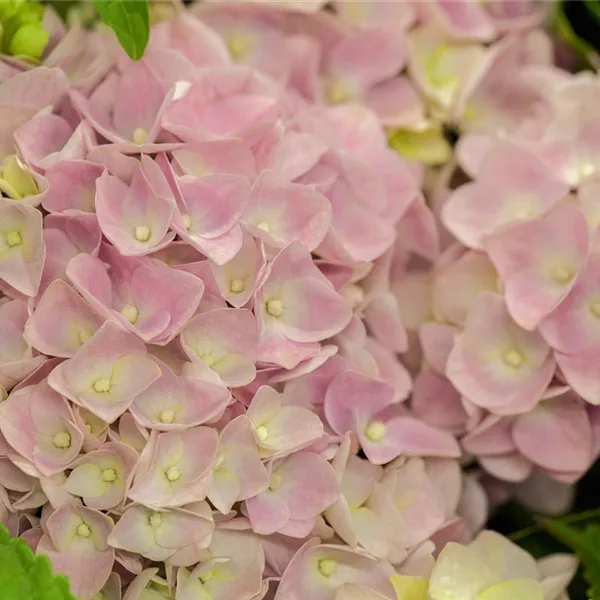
[0,0,587,598]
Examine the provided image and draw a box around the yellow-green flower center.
[230,278,245,294]
[121,304,139,324]
[590,299,600,319]
[76,523,91,538]
[226,32,256,62]
[550,263,574,285]
[165,465,181,482]
[134,225,151,242]
[159,408,176,424]
[53,432,71,449]
[93,378,111,393]
[5,231,22,247]
[364,421,386,442]
[324,76,353,105]
[256,425,269,442]
[102,468,117,483]
[149,512,162,528]
[266,298,284,317]
[256,221,270,233]
[133,128,148,145]
[502,348,524,369]
[318,558,336,577]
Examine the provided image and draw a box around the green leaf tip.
[0,523,78,600]
[93,0,150,60]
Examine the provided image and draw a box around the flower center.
[78,330,92,345]
[76,523,91,538]
[93,378,111,393]
[149,512,162,528]
[102,468,117,483]
[512,206,535,219]
[159,408,175,424]
[133,128,148,145]
[200,569,215,583]
[345,1,364,21]
[256,221,270,233]
[226,32,256,62]
[53,432,71,449]
[269,472,283,491]
[214,453,225,470]
[266,298,284,317]
[256,425,269,442]
[5,231,21,247]
[342,283,365,308]
[317,558,336,577]
[230,278,245,294]
[134,225,151,242]
[200,351,218,368]
[579,162,596,179]
[550,263,574,285]
[182,214,192,230]
[324,76,353,105]
[165,465,181,482]
[364,421,386,442]
[502,348,524,369]
[121,304,139,324]
[590,299,600,319]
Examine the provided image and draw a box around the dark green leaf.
[93,0,149,60]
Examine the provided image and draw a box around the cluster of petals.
[0,0,589,599]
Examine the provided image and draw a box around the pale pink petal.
[433,250,499,327]
[556,347,600,405]
[209,415,268,513]
[41,160,104,213]
[443,143,568,250]
[47,322,161,423]
[446,292,555,414]
[24,280,104,358]
[172,139,256,180]
[539,253,600,353]
[210,229,264,308]
[95,164,175,257]
[0,198,45,297]
[325,370,396,435]
[181,308,258,388]
[327,28,407,90]
[365,77,424,128]
[513,395,593,473]
[423,0,495,41]
[485,203,589,330]
[243,171,331,252]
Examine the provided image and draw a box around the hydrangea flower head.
[0,2,589,599]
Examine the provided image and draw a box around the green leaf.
[0,524,77,600]
[584,0,600,24]
[551,0,600,68]
[93,0,149,60]
[540,518,600,599]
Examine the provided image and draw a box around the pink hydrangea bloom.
[0,2,589,598]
